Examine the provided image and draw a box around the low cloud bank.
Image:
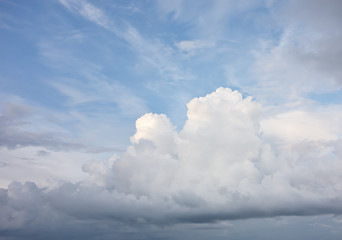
[1,88,342,237]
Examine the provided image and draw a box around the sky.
[1,0,342,239]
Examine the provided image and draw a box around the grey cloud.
[283,0,342,32]
[1,101,34,119]
[0,118,83,151]
[0,101,80,151]
[231,0,342,101]
[36,150,50,157]
[0,101,117,152]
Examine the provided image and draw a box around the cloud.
[0,101,83,151]
[0,99,123,189]
[59,0,111,29]
[260,108,342,143]
[38,34,149,118]
[0,99,120,153]
[126,26,194,84]
[58,0,192,85]
[282,0,342,33]
[249,30,342,100]
[156,0,262,36]
[175,40,216,56]
[232,0,342,102]
[51,79,148,117]
[1,88,342,238]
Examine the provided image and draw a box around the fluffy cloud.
[260,107,342,143]
[1,88,342,238]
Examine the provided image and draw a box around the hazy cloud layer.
[235,0,342,101]
[1,88,342,238]
[0,101,104,151]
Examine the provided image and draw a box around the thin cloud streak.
[59,0,193,85]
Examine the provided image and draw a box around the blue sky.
[1,0,342,239]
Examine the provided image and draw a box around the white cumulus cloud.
[1,88,342,237]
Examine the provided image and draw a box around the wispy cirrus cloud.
[59,0,193,85]
[175,40,216,56]
[155,0,264,36]
[59,0,112,29]
[38,35,149,117]
[51,79,148,117]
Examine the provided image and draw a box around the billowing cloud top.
[1,88,342,238]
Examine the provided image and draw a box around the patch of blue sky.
[1,0,340,144]
[0,0,288,132]
[309,89,342,105]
